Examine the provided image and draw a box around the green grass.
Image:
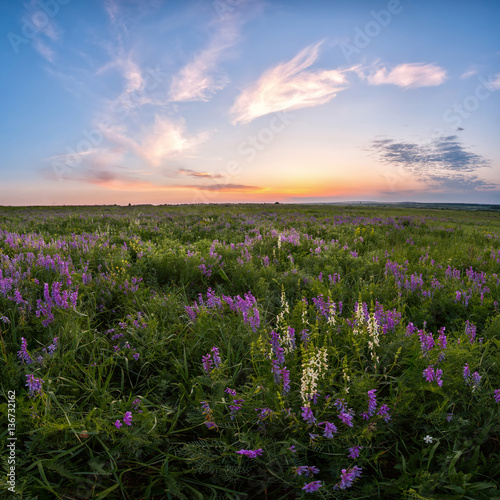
[0,204,499,499]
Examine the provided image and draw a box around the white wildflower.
[300,348,328,402]
[367,312,380,361]
[353,302,366,335]
[327,301,336,326]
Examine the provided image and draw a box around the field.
[1,204,500,499]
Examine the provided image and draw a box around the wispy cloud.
[98,1,169,110]
[104,0,161,33]
[42,148,155,190]
[21,0,61,62]
[102,116,210,167]
[33,39,56,63]
[231,41,350,124]
[104,0,120,25]
[47,148,99,167]
[370,135,494,191]
[490,73,500,89]
[460,66,478,79]
[135,117,209,166]
[364,63,447,88]
[97,53,152,108]
[26,0,60,42]
[184,183,262,192]
[176,168,224,179]
[169,13,241,102]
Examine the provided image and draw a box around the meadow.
[1,203,499,499]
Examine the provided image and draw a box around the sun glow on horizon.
[0,0,498,205]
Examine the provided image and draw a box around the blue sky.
[0,0,499,205]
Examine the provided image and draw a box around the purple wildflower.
[229,399,244,419]
[437,327,447,360]
[301,406,317,425]
[447,413,453,422]
[201,401,211,415]
[465,320,476,343]
[293,466,320,477]
[463,363,470,380]
[225,387,236,396]
[494,389,500,403]
[270,330,285,364]
[301,481,322,493]
[423,365,435,383]
[418,330,434,356]
[201,401,217,429]
[320,421,337,438]
[338,411,354,427]
[211,346,221,367]
[255,407,273,422]
[377,404,391,422]
[47,337,58,355]
[334,398,348,412]
[281,366,291,393]
[271,359,281,384]
[300,329,309,347]
[348,446,362,459]
[236,449,263,458]
[406,322,416,336]
[18,337,33,364]
[435,368,443,387]
[471,371,481,389]
[289,445,297,452]
[202,353,213,374]
[367,389,377,416]
[132,398,142,413]
[123,411,132,426]
[334,466,362,490]
[25,374,44,398]
[114,420,122,429]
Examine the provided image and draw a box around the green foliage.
[0,204,499,498]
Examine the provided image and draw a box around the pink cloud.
[231,41,350,124]
[365,63,447,88]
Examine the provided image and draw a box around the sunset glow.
[1,0,499,205]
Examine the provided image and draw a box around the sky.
[0,0,499,206]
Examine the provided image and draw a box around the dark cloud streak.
[370,135,494,191]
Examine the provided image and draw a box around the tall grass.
[0,204,499,498]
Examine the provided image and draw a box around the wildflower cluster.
[423,365,444,387]
[333,466,363,490]
[236,449,263,458]
[202,346,221,375]
[300,347,328,402]
[26,374,44,398]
